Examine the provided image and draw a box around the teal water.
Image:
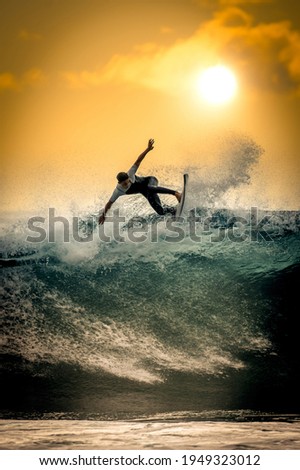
[1,205,299,419]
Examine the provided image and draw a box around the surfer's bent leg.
[142,191,165,215]
[146,176,176,196]
[142,177,176,215]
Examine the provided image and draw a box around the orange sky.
[1,0,300,212]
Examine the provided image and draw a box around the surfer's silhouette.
[98,139,181,224]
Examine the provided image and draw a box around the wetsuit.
[109,165,176,215]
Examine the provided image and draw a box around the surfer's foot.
[175,191,181,203]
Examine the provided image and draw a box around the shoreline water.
[1,418,300,450]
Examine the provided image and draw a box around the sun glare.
[197,65,237,105]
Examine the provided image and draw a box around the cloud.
[194,0,273,6]
[0,73,19,91]
[61,71,105,89]
[61,39,211,92]
[279,30,300,83]
[23,68,47,86]
[209,7,300,93]
[0,68,47,92]
[160,26,174,34]
[18,29,42,41]
[61,6,300,96]
[219,0,272,4]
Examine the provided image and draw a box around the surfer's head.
[117,172,129,183]
[117,172,131,189]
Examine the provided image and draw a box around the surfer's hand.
[98,213,105,225]
[147,139,154,151]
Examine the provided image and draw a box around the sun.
[197,65,237,105]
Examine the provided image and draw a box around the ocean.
[1,141,300,449]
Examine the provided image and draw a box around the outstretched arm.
[133,139,154,169]
[98,200,113,224]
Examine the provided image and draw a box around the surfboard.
[175,173,189,218]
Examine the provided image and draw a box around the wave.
[1,207,299,386]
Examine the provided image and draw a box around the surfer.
[98,139,181,224]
